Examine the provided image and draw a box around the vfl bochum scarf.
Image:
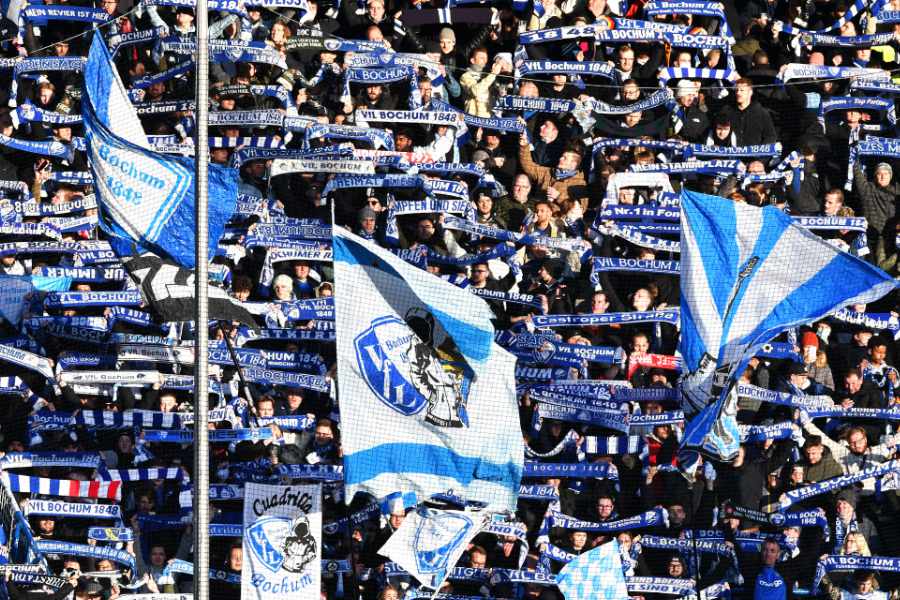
[3,474,122,500]
[769,460,900,512]
[543,508,668,533]
[721,503,829,533]
[813,555,900,592]
[531,309,680,328]
[25,499,122,520]
[831,308,899,339]
[34,543,136,573]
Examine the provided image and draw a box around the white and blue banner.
[678,190,896,462]
[82,35,237,269]
[379,505,488,590]
[333,228,523,511]
[241,483,321,600]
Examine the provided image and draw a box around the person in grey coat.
[853,161,900,247]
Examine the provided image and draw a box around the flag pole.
[193,0,211,597]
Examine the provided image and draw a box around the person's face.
[100,0,117,14]
[439,37,454,54]
[633,335,649,354]
[735,83,752,106]
[633,288,652,311]
[623,83,640,101]
[845,535,859,553]
[117,435,133,453]
[273,281,292,300]
[715,122,731,140]
[286,393,302,409]
[468,551,487,569]
[836,499,855,520]
[96,560,114,572]
[366,85,382,102]
[876,168,892,187]
[416,220,435,241]
[148,82,166,100]
[848,430,867,454]
[361,216,376,233]
[539,120,558,141]
[175,11,194,27]
[597,498,614,518]
[680,90,697,107]
[535,203,552,224]
[38,518,54,534]
[824,193,842,215]
[790,466,804,484]
[512,176,531,202]
[293,263,310,279]
[389,512,404,529]
[228,547,243,571]
[624,111,642,127]
[38,87,53,105]
[382,589,400,600]
[845,373,863,394]
[668,559,684,576]
[8,440,24,452]
[471,51,488,68]
[367,0,384,20]
[558,151,579,172]
[871,344,887,364]
[847,110,862,125]
[314,425,333,444]
[54,42,69,57]
[257,401,275,417]
[805,444,823,464]
[138,495,153,513]
[669,505,686,524]
[159,394,177,412]
[571,531,587,549]
[470,265,489,284]
[396,133,412,151]
[858,579,874,593]
[592,293,609,313]
[618,50,635,71]
[616,533,632,550]
[762,542,779,566]
[150,547,166,566]
[418,82,432,104]
[854,331,873,347]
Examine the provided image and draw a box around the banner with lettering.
[242,483,321,600]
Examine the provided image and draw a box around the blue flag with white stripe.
[679,190,897,461]
[333,228,523,511]
[82,34,237,270]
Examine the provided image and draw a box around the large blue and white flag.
[679,190,897,461]
[333,228,523,511]
[378,505,488,590]
[82,34,237,269]
[556,540,628,600]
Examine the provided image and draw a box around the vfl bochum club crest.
[413,508,474,580]
[354,308,474,428]
[247,515,317,574]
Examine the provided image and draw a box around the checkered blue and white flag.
[556,540,628,600]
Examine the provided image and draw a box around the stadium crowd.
[0,0,899,598]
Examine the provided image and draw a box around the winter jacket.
[853,161,900,236]
[459,66,497,117]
